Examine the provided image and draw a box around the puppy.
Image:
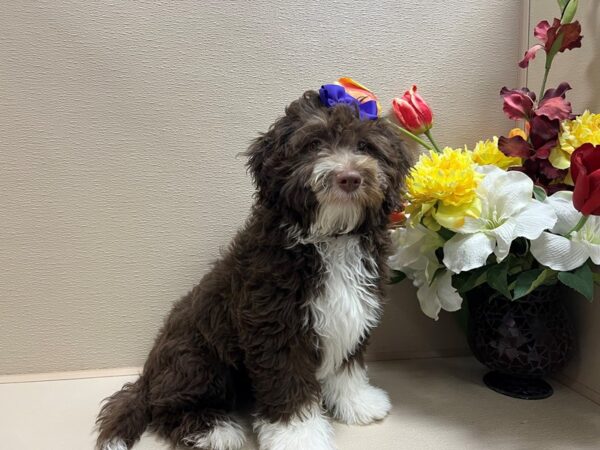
[96,90,412,450]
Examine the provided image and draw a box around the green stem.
[567,215,589,237]
[424,129,442,153]
[385,119,433,151]
[539,62,550,100]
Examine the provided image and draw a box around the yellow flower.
[470,136,522,170]
[551,110,600,169]
[406,147,483,230]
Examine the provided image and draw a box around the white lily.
[390,225,462,320]
[530,191,600,271]
[442,166,557,273]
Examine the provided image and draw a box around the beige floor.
[1,357,599,450]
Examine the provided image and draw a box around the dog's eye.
[357,141,371,153]
[308,140,321,151]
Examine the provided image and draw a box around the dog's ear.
[246,91,323,202]
[245,114,294,202]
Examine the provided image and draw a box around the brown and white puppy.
[96,90,412,450]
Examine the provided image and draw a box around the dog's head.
[246,90,412,238]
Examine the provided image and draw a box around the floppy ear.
[245,91,324,203]
[245,113,293,203]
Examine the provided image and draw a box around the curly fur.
[96,91,412,450]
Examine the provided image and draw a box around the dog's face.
[247,91,412,238]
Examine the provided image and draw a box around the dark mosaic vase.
[466,285,575,399]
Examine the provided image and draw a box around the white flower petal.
[577,217,600,264]
[582,241,600,265]
[478,168,534,218]
[491,221,516,262]
[512,199,557,239]
[443,233,495,273]
[411,274,441,320]
[545,191,580,235]
[435,271,463,312]
[458,215,487,233]
[530,232,590,271]
[389,225,443,273]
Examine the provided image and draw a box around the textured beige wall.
[0,0,525,375]
[528,0,600,403]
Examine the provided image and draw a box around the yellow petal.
[508,128,528,140]
[434,198,482,231]
[549,146,571,169]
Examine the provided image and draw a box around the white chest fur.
[311,235,380,379]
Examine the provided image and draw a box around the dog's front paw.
[254,405,336,450]
[330,384,391,425]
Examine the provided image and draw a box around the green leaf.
[487,261,511,299]
[390,270,406,284]
[561,0,578,23]
[513,268,556,300]
[455,267,488,294]
[594,272,600,286]
[533,185,547,202]
[437,227,456,241]
[557,0,568,10]
[558,264,594,301]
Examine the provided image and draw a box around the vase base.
[483,371,553,400]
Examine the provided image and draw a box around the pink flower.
[519,18,583,68]
[391,85,433,135]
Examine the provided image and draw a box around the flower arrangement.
[386,0,600,320]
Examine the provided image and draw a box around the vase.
[466,285,575,399]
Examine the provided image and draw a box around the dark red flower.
[519,19,583,68]
[500,83,572,122]
[536,82,572,121]
[571,144,600,215]
[500,87,536,120]
[498,112,568,191]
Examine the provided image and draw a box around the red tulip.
[571,143,600,215]
[392,85,433,135]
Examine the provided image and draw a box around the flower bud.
[392,85,433,135]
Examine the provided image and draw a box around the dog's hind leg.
[146,347,248,449]
[179,413,247,450]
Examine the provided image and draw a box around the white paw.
[183,420,247,450]
[254,405,336,450]
[330,384,391,425]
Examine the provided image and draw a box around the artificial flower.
[530,191,600,270]
[405,147,482,229]
[499,114,570,191]
[392,85,433,135]
[337,77,381,114]
[389,226,461,320]
[410,270,463,321]
[508,127,528,140]
[442,166,557,273]
[389,224,444,283]
[319,83,378,120]
[500,83,572,122]
[571,143,600,215]
[519,18,583,68]
[551,110,600,169]
[470,137,522,170]
[500,87,535,121]
[389,210,406,227]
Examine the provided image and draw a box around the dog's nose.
[335,170,362,193]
